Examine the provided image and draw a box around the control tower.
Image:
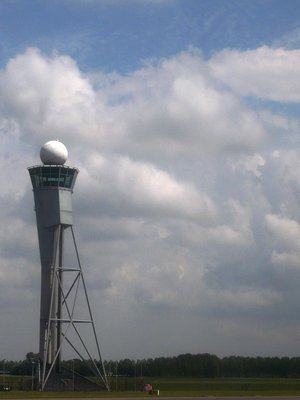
[28,140,108,391]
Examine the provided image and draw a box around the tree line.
[105,353,300,378]
[2,352,300,378]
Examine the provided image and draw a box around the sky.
[2,0,300,362]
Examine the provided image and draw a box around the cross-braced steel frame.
[40,224,109,391]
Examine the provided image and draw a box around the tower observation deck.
[28,141,108,392]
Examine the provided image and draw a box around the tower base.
[41,367,107,392]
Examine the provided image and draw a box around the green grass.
[2,376,300,397]
[109,376,300,395]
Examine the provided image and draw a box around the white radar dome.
[40,140,68,165]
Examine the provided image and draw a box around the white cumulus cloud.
[209,46,300,102]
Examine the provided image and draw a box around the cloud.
[266,214,300,275]
[273,27,300,50]
[77,153,216,221]
[266,214,300,251]
[231,153,266,177]
[271,251,300,269]
[209,46,300,102]
[0,47,267,159]
[0,48,99,145]
[98,50,266,158]
[2,45,300,359]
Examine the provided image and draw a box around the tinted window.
[29,166,78,189]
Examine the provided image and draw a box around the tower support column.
[28,141,109,391]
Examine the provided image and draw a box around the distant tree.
[10,360,32,375]
[6,352,300,378]
[25,352,39,361]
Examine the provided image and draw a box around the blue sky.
[1,0,300,73]
[2,0,300,362]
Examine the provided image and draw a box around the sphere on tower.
[40,140,68,165]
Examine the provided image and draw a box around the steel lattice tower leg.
[40,225,108,391]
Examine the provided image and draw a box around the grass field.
[1,376,300,397]
[106,375,300,395]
